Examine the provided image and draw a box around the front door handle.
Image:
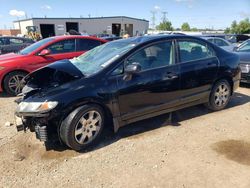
[164,72,178,80]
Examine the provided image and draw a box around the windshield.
[237,40,250,52]
[19,37,54,55]
[70,41,136,76]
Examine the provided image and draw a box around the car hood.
[22,59,84,97]
[235,52,250,63]
[0,53,24,62]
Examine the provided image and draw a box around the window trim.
[176,38,216,64]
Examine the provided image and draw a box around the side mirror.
[124,63,142,74]
[123,63,141,81]
[231,45,236,51]
[38,49,51,56]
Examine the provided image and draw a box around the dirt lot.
[0,86,250,188]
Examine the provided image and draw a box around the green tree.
[224,27,231,34]
[181,22,191,31]
[237,18,250,34]
[156,21,174,31]
[191,27,198,32]
[231,20,238,34]
[226,19,250,34]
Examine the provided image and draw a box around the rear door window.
[47,39,76,54]
[178,40,215,63]
[76,39,102,51]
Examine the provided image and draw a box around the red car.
[0,35,107,95]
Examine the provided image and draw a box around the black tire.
[60,104,105,151]
[206,79,231,111]
[3,71,27,96]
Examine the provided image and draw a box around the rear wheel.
[206,79,231,111]
[3,71,27,96]
[60,104,105,151]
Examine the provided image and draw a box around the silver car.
[202,37,236,52]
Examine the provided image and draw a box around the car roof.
[202,36,226,40]
[0,36,30,39]
[116,34,205,44]
[49,35,107,42]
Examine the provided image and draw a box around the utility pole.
[162,11,168,22]
[150,10,156,30]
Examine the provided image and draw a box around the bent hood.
[22,59,84,96]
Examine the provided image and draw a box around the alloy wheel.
[8,74,25,95]
[214,83,230,107]
[74,110,102,145]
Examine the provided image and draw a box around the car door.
[28,39,77,70]
[177,39,219,103]
[76,38,103,56]
[114,40,180,121]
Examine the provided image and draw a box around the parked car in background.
[234,39,250,83]
[0,35,107,95]
[101,35,122,41]
[0,36,34,55]
[202,37,236,51]
[203,34,250,44]
[234,34,250,43]
[15,35,240,151]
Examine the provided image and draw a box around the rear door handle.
[164,72,178,80]
[207,62,217,67]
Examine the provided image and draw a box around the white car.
[202,37,236,52]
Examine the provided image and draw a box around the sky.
[0,0,249,30]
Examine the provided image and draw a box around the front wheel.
[3,71,27,96]
[206,79,231,111]
[60,104,105,151]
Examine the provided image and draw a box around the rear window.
[178,40,215,62]
[76,39,102,51]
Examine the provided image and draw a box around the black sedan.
[0,36,34,54]
[15,35,241,151]
[234,39,250,83]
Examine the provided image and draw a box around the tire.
[3,71,27,96]
[60,104,105,151]
[206,79,231,111]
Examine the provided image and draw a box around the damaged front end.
[15,60,83,142]
[15,100,58,142]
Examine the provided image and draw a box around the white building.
[13,16,149,38]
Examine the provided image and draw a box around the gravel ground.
[0,85,250,188]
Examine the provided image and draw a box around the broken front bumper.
[15,114,49,142]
